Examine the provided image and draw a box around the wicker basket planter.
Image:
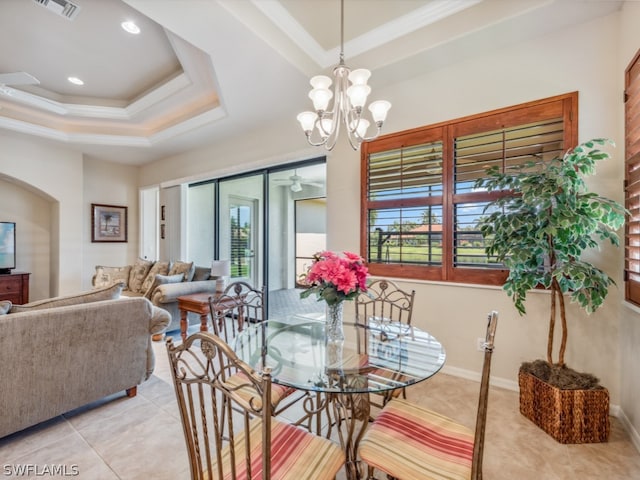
[518,370,610,444]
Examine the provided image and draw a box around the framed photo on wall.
[91,203,128,243]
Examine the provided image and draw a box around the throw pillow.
[192,266,212,282]
[140,261,170,294]
[94,265,132,289]
[0,300,12,315]
[144,273,184,300]
[10,282,124,313]
[129,258,154,293]
[169,260,195,282]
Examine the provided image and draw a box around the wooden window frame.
[361,92,578,286]
[625,49,640,306]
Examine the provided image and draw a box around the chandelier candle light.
[297,0,391,151]
[300,251,369,342]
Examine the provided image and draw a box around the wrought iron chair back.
[166,332,273,480]
[209,281,326,435]
[471,309,498,478]
[359,310,499,480]
[354,279,416,406]
[209,281,265,342]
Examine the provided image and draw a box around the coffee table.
[177,291,244,342]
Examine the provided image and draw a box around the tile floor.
[1,338,640,479]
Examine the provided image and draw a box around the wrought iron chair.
[354,279,416,407]
[208,281,320,428]
[166,332,346,480]
[359,311,498,480]
[209,281,264,340]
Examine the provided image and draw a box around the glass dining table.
[232,313,447,480]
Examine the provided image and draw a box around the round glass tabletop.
[233,315,446,394]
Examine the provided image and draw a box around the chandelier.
[296,0,391,151]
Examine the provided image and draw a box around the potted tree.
[475,138,626,443]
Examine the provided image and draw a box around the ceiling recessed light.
[68,76,84,86]
[121,20,140,35]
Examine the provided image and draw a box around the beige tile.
[1,355,639,480]
[0,416,75,461]
[74,399,189,480]
[3,430,118,480]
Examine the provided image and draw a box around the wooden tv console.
[0,272,30,305]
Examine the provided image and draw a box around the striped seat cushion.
[224,372,296,409]
[217,417,345,479]
[359,398,474,480]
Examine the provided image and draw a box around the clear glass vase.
[325,301,345,342]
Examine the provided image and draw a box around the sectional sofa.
[92,259,218,335]
[0,283,170,438]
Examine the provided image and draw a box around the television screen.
[0,222,16,272]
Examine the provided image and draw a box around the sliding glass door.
[267,163,326,319]
[184,159,325,317]
[219,175,263,288]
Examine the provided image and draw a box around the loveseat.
[0,283,170,438]
[92,259,218,336]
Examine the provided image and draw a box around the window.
[361,92,578,285]
[625,49,640,305]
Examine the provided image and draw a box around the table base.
[331,392,370,480]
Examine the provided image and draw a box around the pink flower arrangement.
[300,251,369,305]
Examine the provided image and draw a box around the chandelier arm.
[359,124,384,142]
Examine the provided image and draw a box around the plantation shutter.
[625,49,640,305]
[361,92,577,285]
[364,136,445,280]
[452,120,565,270]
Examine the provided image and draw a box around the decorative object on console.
[296,0,391,151]
[300,250,368,342]
[0,300,12,314]
[210,260,231,294]
[91,203,128,243]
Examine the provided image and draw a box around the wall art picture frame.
[91,203,128,243]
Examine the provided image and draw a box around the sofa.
[0,283,170,438]
[92,259,218,336]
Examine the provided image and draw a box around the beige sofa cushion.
[169,260,195,282]
[144,273,184,299]
[140,261,170,294]
[94,265,132,289]
[129,258,154,293]
[10,282,124,313]
[192,266,212,281]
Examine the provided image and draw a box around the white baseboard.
[617,407,640,454]
[441,365,640,454]
[441,365,519,392]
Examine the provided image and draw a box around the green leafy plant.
[475,139,626,367]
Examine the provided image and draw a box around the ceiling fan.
[274,170,324,192]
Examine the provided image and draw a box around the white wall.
[139,10,629,406]
[0,134,140,297]
[0,133,83,297]
[83,157,141,290]
[0,177,51,300]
